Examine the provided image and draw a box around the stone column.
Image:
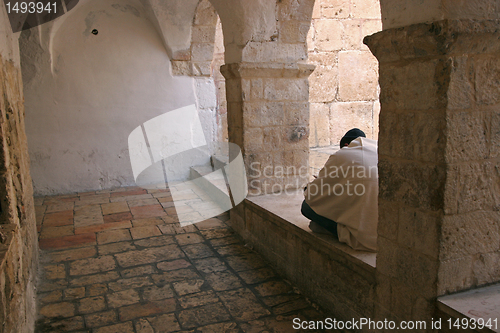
[365,19,500,324]
[221,62,314,196]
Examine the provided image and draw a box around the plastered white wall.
[21,0,201,195]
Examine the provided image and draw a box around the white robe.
[304,137,378,251]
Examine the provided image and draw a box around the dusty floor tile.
[101,201,130,215]
[127,198,159,207]
[157,259,191,271]
[78,296,106,314]
[43,210,74,227]
[217,288,270,321]
[120,265,156,278]
[254,280,292,297]
[75,221,132,235]
[193,257,227,274]
[97,229,132,244]
[103,212,133,223]
[70,256,116,276]
[178,291,219,309]
[118,299,176,321]
[85,310,118,328]
[64,287,86,300]
[151,269,200,285]
[236,267,276,285]
[39,302,75,318]
[36,316,84,332]
[114,245,184,267]
[43,264,66,280]
[225,254,268,272]
[196,322,239,333]
[130,226,162,239]
[130,204,166,219]
[177,302,231,329]
[94,321,135,333]
[131,217,163,228]
[142,285,175,301]
[181,243,215,259]
[108,277,153,292]
[70,271,120,286]
[107,289,140,308]
[39,290,62,304]
[39,233,97,250]
[205,271,242,292]
[87,283,109,296]
[134,235,175,248]
[98,241,136,255]
[45,201,75,213]
[45,246,97,262]
[148,313,181,333]
[175,233,204,245]
[40,225,74,239]
[172,279,206,296]
[195,218,226,230]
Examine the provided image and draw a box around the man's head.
[340,128,366,148]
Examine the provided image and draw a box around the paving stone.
[215,244,253,257]
[39,302,75,318]
[262,294,302,307]
[114,245,184,267]
[71,272,120,286]
[240,316,303,333]
[142,284,175,301]
[118,299,177,321]
[37,316,85,332]
[101,202,130,215]
[254,280,292,297]
[78,296,106,314]
[44,264,66,280]
[70,256,116,276]
[135,318,155,333]
[94,321,135,333]
[172,279,206,296]
[39,233,97,250]
[131,204,166,219]
[193,257,227,274]
[43,210,74,227]
[98,241,136,255]
[199,229,234,239]
[134,236,175,248]
[110,194,152,203]
[97,229,132,244]
[75,221,132,235]
[127,198,159,207]
[103,212,133,223]
[205,271,242,291]
[152,269,200,286]
[108,277,153,292]
[157,259,191,271]
[148,313,181,333]
[85,310,118,328]
[196,322,239,333]
[182,243,215,259]
[120,265,156,278]
[130,226,162,239]
[40,225,74,239]
[64,287,86,300]
[39,290,63,304]
[237,267,276,285]
[107,289,140,308]
[175,233,204,245]
[46,246,97,262]
[178,291,219,309]
[225,254,268,272]
[217,288,270,321]
[38,279,69,292]
[177,302,231,329]
[110,189,148,197]
[131,217,164,228]
[87,284,108,296]
[46,201,75,213]
[272,298,311,314]
[195,218,226,230]
[74,205,104,227]
[208,236,240,247]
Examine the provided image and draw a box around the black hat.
[340,128,366,148]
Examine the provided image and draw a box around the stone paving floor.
[34,186,328,332]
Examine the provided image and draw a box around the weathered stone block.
[309,102,330,147]
[315,20,343,51]
[280,20,310,44]
[321,0,350,19]
[440,211,500,260]
[191,43,214,62]
[437,257,474,295]
[342,20,362,50]
[446,111,489,163]
[192,26,216,44]
[263,78,309,101]
[243,128,263,152]
[329,101,374,143]
[475,53,500,105]
[377,199,399,241]
[338,51,378,102]
[351,0,381,19]
[472,252,500,287]
[308,65,338,103]
[194,0,217,26]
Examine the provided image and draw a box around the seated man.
[302,128,378,252]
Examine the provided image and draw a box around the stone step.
[189,165,232,207]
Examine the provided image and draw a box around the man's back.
[304,137,378,251]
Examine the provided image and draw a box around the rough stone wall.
[308,0,381,147]
[365,19,500,324]
[0,5,38,331]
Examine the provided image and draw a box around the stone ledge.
[437,284,500,333]
[221,62,315,79]
[246,190,377,269]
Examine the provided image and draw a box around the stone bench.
[229,189,377,320]
[437,284,500,333]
